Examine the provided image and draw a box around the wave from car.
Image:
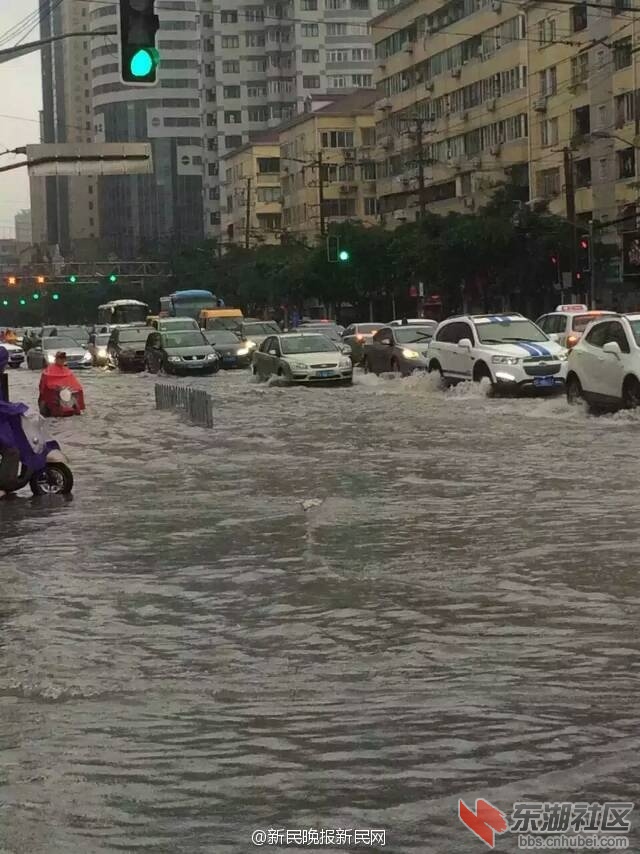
[253,333,353,384]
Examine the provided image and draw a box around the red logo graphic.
[459,798,508,848]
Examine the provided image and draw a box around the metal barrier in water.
[154,383,214,428]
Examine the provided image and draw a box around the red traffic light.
[579,238,589,250]
[550,254,558,265]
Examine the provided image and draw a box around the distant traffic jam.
[2,293,639,413]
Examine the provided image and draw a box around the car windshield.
[44,337,81,350]
[160,320,198,331]
[475,318,548,343]
[163,332,207,348]
[628,320,640,345]
[394,327,434,343]
[299,325,341,341]
[95,335,110,345]
[281,335,337,354]
[243,322,280,336]
[206,330,240,345]
[572,313,612,333]
[357,324,384,334]
[58,327,88,341]
[206,317,242,331]
[118,332,148,345]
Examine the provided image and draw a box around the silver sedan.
[362,325,434,376]
[253,333,353,384]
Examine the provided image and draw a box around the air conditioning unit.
[339,184,357,194]
[449,157,462,169]
[490,143,501,156]
[403,40,415,54]
[400,177,411,187]
[424,80,435,93]
[463,196,476,209]
[425,24,435,35]
[343,148,356,161]
[394,210,408,222]
[377,98,392,112]
[471,156,481,168]
[461,111,469,121]
[451,67,461,78]
[486,98,496,112]
[379,135,393,149]
[377,59,386,70]
[491,0,502,10]
[533,96,548,112]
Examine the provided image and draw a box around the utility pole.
[588,219,596,309]
[563,146,577,294]
[244,177,252,249]
[400,117,430,219]
[318,150,325,238]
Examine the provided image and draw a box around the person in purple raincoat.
[0,346,20,497]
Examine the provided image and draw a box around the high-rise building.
[90,0,204,257]
[200,0,379,236]
[32,0,97,257]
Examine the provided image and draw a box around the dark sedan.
[107,327,149,372]
[363,325,434,376]
[145,329,220,375]
[204,329,252,368]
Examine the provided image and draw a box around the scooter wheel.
[30,462,74,496]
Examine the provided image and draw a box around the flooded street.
[2,367,640,853]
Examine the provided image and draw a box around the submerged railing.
[154,383,214,428]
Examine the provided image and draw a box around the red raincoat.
[38,364,85,417]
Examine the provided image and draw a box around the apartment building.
[221,134,282,243]
[372,0,529,223]
[31,0,97,257]
[199,0,382,237]
[278,90,378,238]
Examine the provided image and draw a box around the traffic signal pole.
[563,147,577,290]
[318,150,326,238]
[588,219,596,309]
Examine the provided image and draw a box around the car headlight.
[246,340,257,349]
[339,358,352,369]
[236,347,249,356]
[556,350,569,362]
[46,353,56,364]
[402,348,421,360]
[289,360,308,370]
[168,356,181,363]
[492,355,521,365]
[206,352,217,361]
[97,346,107,357]
[83,352,92,361]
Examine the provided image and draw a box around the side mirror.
[340,344,351,354]
[458,338,472,349]
[268,349,278,356]
[381,338,392,346]
[547,332,560,342]
[603,341,622,357]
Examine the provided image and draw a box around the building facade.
[278,90,378,238]
[372,0,529,224]
[198,0,381,236]
[221,135,282,244]
[33,0,97,257]
[89,0,204,257]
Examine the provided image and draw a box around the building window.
[351,0,369,8]
[245,32,266,46]
[351,48,373,62]
[222,60,240,73]
[247,59,267,72]
[574,157,591,187]
[328,75,347,89]
[221,35,239,48]
[599,158,608,180]
[325,0,346,7]
[302,49,319,62]
[541,117,559,147]
[301,0,318,7]
[328,50,349,63]
[618,147,636,179]
[301,23,319,36]
[322,198,357,217]
[614,37,632,70]
[257,157,280,173]
[361,161,376,179]
[209,187,220,200]
[613,0,632,13]
[537,167,560,197]
[350,74,372,87]
[615,91,636,126]
[571,3,587,31]
[88,201,94,211]
[321,130,355,148]
[208,161,219,175]
[248,85,267,97]
[245,7,265,20]
[573,105,590,137]
[539,65,557,96]
[225,135,243,150]
[248,106,268,121]
[302,75,320,88]
[256,213,282,230]
[224,110,241,123]
[538,18,556,46]
[89,217,94,226]
[570,53,589,84]
[327,23,347,35]
[221,10,238,21]
[223,85,241,98]
[257,187,281,202]
[364,197,379,215]
[210,212,220,226]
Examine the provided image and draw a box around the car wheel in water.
[623,376,640,409]
[390,358,402,376]
[30,462,74,496]
[473,362,495,392]
[362,357,371,374]
[566,374,583,405]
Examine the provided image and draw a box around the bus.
[97,299,149,326]
[159,290,217,319]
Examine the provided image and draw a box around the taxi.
[536,304,616,349]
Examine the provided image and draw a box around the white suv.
[427,313,569,391]
[566,313,640,411]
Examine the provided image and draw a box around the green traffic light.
[130,48,154,78]
[2,299,8,307]
[52,293,60,301]
[338,250,350,262]
[109,273,118,283]
[32,292,40,300]
[19,298,26,306]
[69,274,77,283]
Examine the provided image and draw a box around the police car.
[536,304,616,350]
[427,313,569,390]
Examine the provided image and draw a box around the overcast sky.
[0,1,42,238]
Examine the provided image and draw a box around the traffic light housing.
[5,275,19,286]
[35,275,46,285]
[119,0,160,85]
[68,274,78,283]
[326,235,339,262]
[549,249,561,285]
[578,235,590,272]
[52,293,60,301]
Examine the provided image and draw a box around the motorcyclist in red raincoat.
[38,351,85,417]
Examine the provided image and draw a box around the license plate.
[223,356,236,363]
[533,376,556,387]
[317,370,335,378]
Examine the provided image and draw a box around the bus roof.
[170,290,214,299]
[98,299,149,308]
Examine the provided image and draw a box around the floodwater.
[2,367,640,853]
